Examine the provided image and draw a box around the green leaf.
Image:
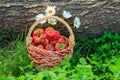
[79,58,87,65]
[7,76,16,80]
[18,75,25,80]
[49,71,57,79]
[65,55,71,62]
[109,64,120,77]
[35,72,44,80]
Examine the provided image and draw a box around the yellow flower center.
[50,19,54,24]
[48,9,53,14]
[74,20,77,25]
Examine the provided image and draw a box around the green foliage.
[88,31,120,79]
[0,31,120,80]
[109,57,120,79]
[0,56,95,80]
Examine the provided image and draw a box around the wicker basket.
[26,16,75,69]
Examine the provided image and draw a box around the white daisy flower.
[48,18,57,25]
[45,6,56,16]
[62,10,72,19]
[74,17,81,28]
[35,14,46,24]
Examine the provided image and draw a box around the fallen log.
[0,0,120,37]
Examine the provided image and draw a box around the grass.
[0,31,120,80]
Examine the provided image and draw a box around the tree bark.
[0,0,120,37]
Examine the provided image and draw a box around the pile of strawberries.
[32,27,69,51]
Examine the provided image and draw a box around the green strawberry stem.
[57,43,65,50]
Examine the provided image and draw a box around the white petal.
[35,14,46,24]
[74,17,81,28]
[63,10,72,19]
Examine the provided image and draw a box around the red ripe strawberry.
[54,45,60,51]
[46,30,60,40]
[57,37,66,44]
[40,34,46,39]
[32,31,39,37]
[53,31,60,40]
[45,44,50,50]
[45,39,49,46]
[45,32,53,40]
[54,43,65,51]
[45,44,54,51]
[45,27,54,34]
[37,44,44,49]
[39,29,45,34]
[50,40,58,46]
[38,34,46,44]
[32,36,40,45]
[65,41,69,48]
[58,37,69,48]
[62,37,67,41]
[39,38,45,44]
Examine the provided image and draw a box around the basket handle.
[26,16,75,46]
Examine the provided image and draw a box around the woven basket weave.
[26,16,75,69]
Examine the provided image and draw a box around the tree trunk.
[0,0,120,37]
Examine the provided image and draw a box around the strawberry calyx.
[56,43,65,50]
